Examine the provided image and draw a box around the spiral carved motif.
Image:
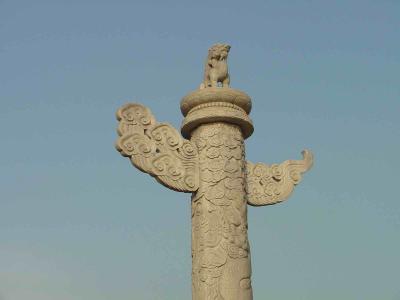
[115,101,313,300]
[116,103,199,193]
[245,150,313,206]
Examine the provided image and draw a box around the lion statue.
[200,43,231,89]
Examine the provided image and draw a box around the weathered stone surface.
[246,150,313,206]
[114,43,313,300]
[191,122,252,300]
[181,87,252,116]
[181,87,253,140]
[200,43,231,89]
[116,103,199,193]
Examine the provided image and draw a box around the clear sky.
[0,1,399,299]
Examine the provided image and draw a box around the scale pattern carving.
[191,122,253,300]
[116,103,199,192]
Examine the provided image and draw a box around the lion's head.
[208,43,231,61]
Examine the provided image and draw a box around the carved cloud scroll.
[245,150,313,206]
[116,103,199,193]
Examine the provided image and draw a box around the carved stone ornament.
[200,43,231,89]
[116,103,199,192]
[115,44,313,300]
[246,150,313,206]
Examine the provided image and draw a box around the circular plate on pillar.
[181,87,252,116]
[180,87,254,139]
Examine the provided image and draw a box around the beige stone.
[181,87,253,139]
[200,43,231,89]
[115,43,313,299]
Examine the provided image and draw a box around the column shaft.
[190,122,253,300]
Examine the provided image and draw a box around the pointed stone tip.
[301,149,314,170]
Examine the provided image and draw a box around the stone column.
[115,43,313,300]
[181,88,254,300]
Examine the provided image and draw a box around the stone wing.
[115,103,199,193]
[245,150,313,206]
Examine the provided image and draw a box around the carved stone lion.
[200,43,231,89]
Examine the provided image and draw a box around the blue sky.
[0,1,399,299]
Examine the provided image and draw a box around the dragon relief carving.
[245,150,313,206]
[114,43,314,300]
[115,103,199,192]
[191,123,252,300]
[115,102,312,300]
